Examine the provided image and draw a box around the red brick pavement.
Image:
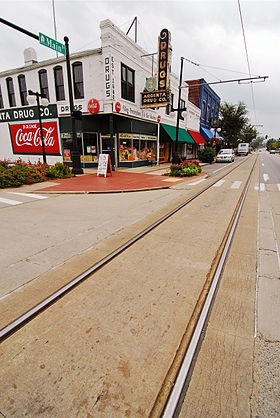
[34,171,188,193]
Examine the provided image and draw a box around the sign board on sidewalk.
[39,32,66,55]
[97,154,112,177]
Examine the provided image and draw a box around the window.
[179,99,186,120]
[39,69,49,100]
[166,93,174,115]
[206,104,211,122]
[72,62,84,99]
[18,74,28,106]
[201,100,206,120]
[6,77,16,107]
[54,66,65,101]
[121,63,135,102]
[0,84,3,109]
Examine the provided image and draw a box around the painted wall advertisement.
[9,120,61,155]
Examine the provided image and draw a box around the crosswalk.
[0,192,48,207]
[188,179,280,193]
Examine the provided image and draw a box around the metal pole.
[36,94,47,164]
[173,57,184,163]
[64,36,83,174]
[109,114,115,171]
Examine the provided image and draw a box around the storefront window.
[82,132,98,162]
[119,134,157,162]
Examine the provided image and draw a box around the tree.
[240,124,258,144]
[219,102,248,148]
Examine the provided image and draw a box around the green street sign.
[39,32,65,55]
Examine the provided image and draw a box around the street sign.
[39,32,65,55]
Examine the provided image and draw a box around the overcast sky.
[0,0,278,139]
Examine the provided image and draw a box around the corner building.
[0,20,202,168]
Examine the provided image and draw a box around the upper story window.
[39,69,49,100]
[54,66,65,101]
[18,74,28,106]
[179,99,186,120]
[206,104,211,122]
[6,77,16,107]
[121,63,135,102]
[72,62,84,99]
[166,92,174,115]
[0,84,3,109]
[201,100,206,120]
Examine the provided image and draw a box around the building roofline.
[0,47,102,77]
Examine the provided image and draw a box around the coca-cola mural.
[9,121,61,155]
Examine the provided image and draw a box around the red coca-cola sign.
[115,102,121,113]
[88,98,99,114]
[9,121,61,155]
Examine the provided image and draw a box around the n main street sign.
[39,32,65,55]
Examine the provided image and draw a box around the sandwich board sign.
[97,154,112,177]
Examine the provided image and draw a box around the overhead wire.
[237,0,257,123]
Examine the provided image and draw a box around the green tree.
[219,102,248,148]
[240,124,258,144]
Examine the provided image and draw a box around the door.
[100,135,117,167]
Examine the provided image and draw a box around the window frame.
[39,69,49,100]
[72,61,84,99]
[18,74,28,106]
[201,100,206,120]
[6,77,16,107]
[54,65,65,101]
[0,84,3,109]
[121,63,135,103]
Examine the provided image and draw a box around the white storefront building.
[0,19,202,168]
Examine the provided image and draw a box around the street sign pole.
[64,36,83,174]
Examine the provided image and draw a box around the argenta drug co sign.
[9,121,61,155]
[141,28,171,108]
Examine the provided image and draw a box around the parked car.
[216,149,235,163]
[269,149,276,154]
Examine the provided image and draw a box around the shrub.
[168,159,202,177]
[0,160,73,188]
[198,147,216,164]
[46,162,72,178]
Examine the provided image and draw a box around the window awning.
[200,127,223,142]
[161,123,195,144]
[187,129,207,145]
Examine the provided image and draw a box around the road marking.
[213,179,225,187]
[260,183,266,192]
[261,163,264,166]
[277,184,280,192]
[263,173,269,182]
[0,197,21,205]
[254,184,259,191]
[213,166,227,173]
[189,178,206,185]
[231,181,242,189]
[7,192,48,199]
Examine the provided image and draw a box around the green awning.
[161,123,195,144]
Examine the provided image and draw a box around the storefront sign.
[9,121,61,155]
[157,28,171,91]
[0,105,58,123]
[141,90,170,108]
[88,98,100,114]
[157,115,161,122]
[104,56,115,99]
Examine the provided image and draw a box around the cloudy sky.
[0,0,278,139]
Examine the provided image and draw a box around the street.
[0,152,279,417]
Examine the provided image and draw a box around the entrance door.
[100,135,117,167]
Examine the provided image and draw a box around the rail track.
[0,155,258,417]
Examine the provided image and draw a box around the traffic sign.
[39,32,65,55]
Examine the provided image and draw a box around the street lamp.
[27,90,49,163]
[210,127,221,142]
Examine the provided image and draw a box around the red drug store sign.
[9,121,61,155]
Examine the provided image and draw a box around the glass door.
[100,135,117,167]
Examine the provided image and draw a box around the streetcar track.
[0,157,252,344]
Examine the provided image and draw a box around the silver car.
[216,149,235,163]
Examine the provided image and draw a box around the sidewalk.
[33,163,200,193]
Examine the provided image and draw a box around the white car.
[216,149,235,163]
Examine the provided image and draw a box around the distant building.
[185,79,222,143]
[0,20,202,168]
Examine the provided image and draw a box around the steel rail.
[160,157,257,418]
[0,157,251,342]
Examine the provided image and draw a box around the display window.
[119,133,157,162]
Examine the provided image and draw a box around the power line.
[237,0,257,123]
